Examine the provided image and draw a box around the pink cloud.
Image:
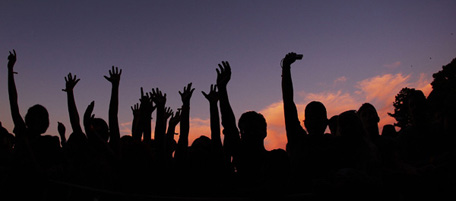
[356,73,410,105]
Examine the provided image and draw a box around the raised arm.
[131,103,141,141]
[216,61,240,155]
[281,52,306,144]
[62,73,83,135]
[7,50,26,133]
[104,66,122,146]
[164,107,173,134]
[165,109,181,160]
[150,88,167,149]
[166,109,181,140]
[178,83,194,146]
[175,83,195,161]
[202,84,222,150]
[139,87,154,142]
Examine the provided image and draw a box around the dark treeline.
[1,50,455,200]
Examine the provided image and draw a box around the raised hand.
[202,84,219,103]
[164,107,173,120]
[104,66,122,85]
[216,61,231,88]
[282,52,300,67]
[131,103,140,117]
[179,82,195,104]
[150,88,167,106]
[169,108,182,128]
[62,73,80,92]
[131,102,142,141]
[7,49,17,71]
[139,87,155,117]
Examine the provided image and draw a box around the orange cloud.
[260,73,433,150]
[259,101,287,150]
[120,121,132,136]
[259,90,361,150]
[302,90,360,118]
[119,73,433,151]
[356,73,410,106]
[174,118,212,146]
[355,73,432,131]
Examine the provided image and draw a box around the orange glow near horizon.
[117,72,434,151]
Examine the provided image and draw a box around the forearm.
[178,103,189,146]
[8,69,25,130]
[142,116,151,142]
[108,85,120,142]
[209,102,222,148]
[67,91,83,134]
[175,104,189,163]
[218,86,240,158]
[131,115,141,141]
[281,65,305,141]
[218,86,238,134]
[166,124,176,141]
[154,106,166,145]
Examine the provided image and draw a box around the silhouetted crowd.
[1,50,455,200]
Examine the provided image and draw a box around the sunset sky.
[1,0,455,150]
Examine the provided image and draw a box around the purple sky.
[1,0,455,149]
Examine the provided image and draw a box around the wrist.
[282,63,291,69]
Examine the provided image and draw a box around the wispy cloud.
[383,61,402,69]
[333,76,347,84]
[120,121,132,136]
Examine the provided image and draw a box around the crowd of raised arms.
[1,50,455,200]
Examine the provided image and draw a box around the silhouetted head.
[25,104,49,136]
[238,111,267,143]
[357,103,380,137]
[92,118,109,142]
[328,115,339,136]
[338,110,363,139]
[381,124,397,138]
[304,101,328,135]
[189,135,212,169]
[191,135,211,153]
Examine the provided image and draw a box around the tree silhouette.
[431,57,456,92]
[388,87,417,130]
